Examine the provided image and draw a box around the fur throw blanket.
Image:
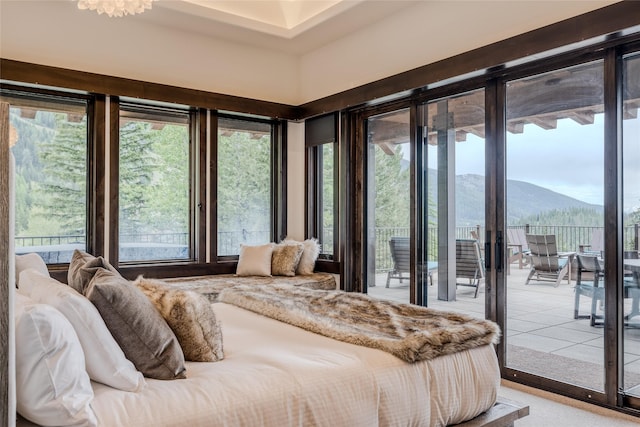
[219,284,500,363]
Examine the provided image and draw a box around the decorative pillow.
[271,242,304,276]
[284,238,320,275]
[15,253,49,287]
[14,293,97,427]
[67,249,121,294]
[236,243,275,276]
[85,268,186,380]
[18,269,146,392]
[134,276,224,362]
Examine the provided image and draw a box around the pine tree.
[37,114,87,236]
[119,121,158,237]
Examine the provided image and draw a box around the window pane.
[623,52,640,396]
[217,117,272,256]
[119,107,191,262]
[8,96,88,264]
[504,61,605,391]
[321,143,335,256]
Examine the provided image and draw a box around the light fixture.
[9,124,18,147]
[77,0,155,18]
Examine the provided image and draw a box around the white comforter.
[91,303,500,427]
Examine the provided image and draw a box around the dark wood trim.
[0,101,11,427]
[603,46,624,407]
[274,120,287,241]
[108,97,120,265]
[484,81,498,326]
[197,108,207,264]
[91,95,106,257]
[210,112,219,261]
[298,2,640,118]
[0,59,299,120]
[314,260,341,274]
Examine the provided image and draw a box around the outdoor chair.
[574,254,605,326]
[455,238,484,298]
[579,229,604,257]
[386,237,436,288]
[524,234,571,287]
[574,254,640,326]
[507,228,530,269]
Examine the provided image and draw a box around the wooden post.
[435,102,456,301]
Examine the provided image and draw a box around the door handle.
[495,231,503,272]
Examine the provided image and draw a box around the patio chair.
[386,237,436,288]
[524,234,570,287]
[507,228,529,269]
[574,253,640,326]
[386,237,410,288]
[455,238,484,298]
[579,229,604,256]
[574,254,605,326]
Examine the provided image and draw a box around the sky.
[450,114,640,212]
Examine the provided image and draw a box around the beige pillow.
[271,242,304,276]
[135,276,224,362]
[68,249,121,294]
[284,238,320,275]
[85,268,186,380]
[236,243,274,276]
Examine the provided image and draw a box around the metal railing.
[15,224,640,270]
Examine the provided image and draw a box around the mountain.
[427,171,603,226]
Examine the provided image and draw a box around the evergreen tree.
[37,114,87,235]
[119,121,158,237]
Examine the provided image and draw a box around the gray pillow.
[135,276,224,363]
[85,268,186,380]
[68,249,121,294]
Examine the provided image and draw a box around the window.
[217,116,273,256]
[4,90,89,264]
[118,104,192,262]
[306,113,338,259]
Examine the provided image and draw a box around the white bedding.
[90,302,500,427]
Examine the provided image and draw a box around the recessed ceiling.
[143,0,421,53]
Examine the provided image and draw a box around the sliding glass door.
[623,52,640,400]
[365,109,412,303]
[503,61,607,392]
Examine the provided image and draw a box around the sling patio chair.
[386,236,437,288]
[455,238,485,298]
[578,229,604,257]
[524,234,573,287]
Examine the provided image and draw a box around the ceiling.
[141,0,420,53]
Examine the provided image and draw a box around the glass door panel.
[422,89,485,317]
[623,52,640,398]
[365,109,411,303]
[504,61,605,391]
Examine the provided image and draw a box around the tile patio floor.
[367,264,640,395]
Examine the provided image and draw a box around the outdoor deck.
[369,263,640,395]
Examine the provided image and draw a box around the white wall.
[0,1,618,105]
[0,0,299,104]
[286,121,305,241]
[298,0,617,103]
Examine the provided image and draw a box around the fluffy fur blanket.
[219,284,500,363]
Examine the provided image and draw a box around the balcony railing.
[15,224,640,270]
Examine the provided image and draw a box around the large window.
[217,117,273,256]
[4,90,89,264]
[118,104,192,262]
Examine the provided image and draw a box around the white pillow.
[15,253,49,286]
[14,293,97,427]
[236,243,275,276]
[18,269,146,392]
[284,238,320,275]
